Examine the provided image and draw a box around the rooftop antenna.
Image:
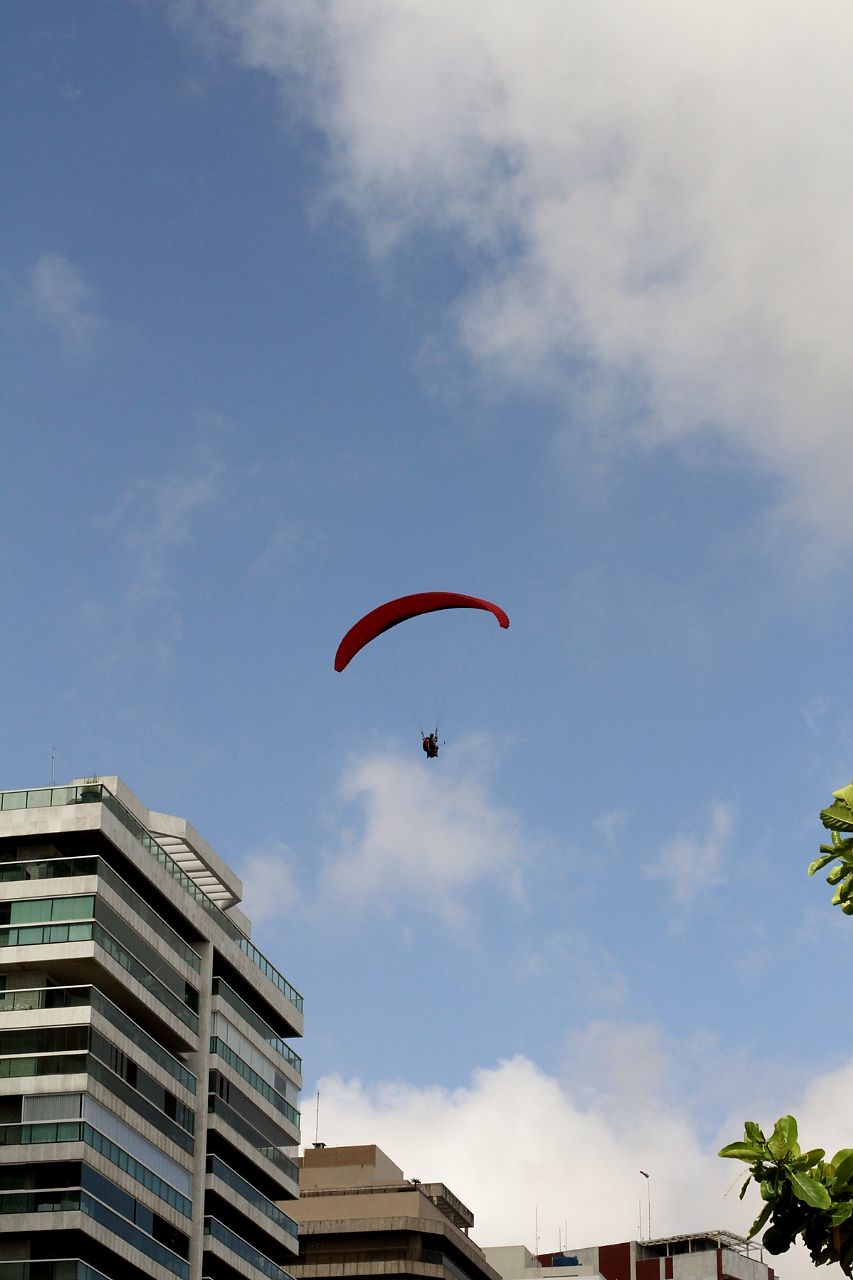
[312,1090,323,1148]
[50,749,56,786]
[535,1205,539,1256]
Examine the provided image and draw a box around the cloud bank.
[312,1036,853,1280]
[190,0,853,552]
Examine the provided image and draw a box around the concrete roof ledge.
[74,776,245,914]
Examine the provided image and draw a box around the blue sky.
[4,1,853,1270]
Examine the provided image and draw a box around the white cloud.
[83,453,222,667]
[29,253,100,348]
[239,845,300,923]
[310,1038,853,1280]
[519,936,627,1011]
[321,737,528,928]
[644,802,731,906]
[191,0,853,555]
[117,458,221,607]
[594,809,629,848]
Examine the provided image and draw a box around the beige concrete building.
[288,1144,501,1280]
[0,776,303,1280]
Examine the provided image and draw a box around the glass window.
[52,895,95,922]
[9,900,50,925]
[17,926,49,945]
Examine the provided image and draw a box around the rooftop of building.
[486,1230,771,1280]
[298,1144,476,1231]
[0,773,251,933]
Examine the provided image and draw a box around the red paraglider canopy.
[334,592,509,672]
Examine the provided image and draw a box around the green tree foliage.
[809,782,853,914]
[720,1117,853,1273]
[718,781,853,1272]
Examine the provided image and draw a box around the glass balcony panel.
[25,789,52,808]
[206,1156,297,1237]
[0,857,98,885]
[0,1263,108,1280]
[204,1217,294,1280]
[89,990,196,1092]
[80,1192,189,1279]
[210,1038,299,1129]
[211,980,302,1074]
[206,1097,298,1183]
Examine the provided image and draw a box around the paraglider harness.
[422,732,439,760]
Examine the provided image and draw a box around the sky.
[3,1,853,1275]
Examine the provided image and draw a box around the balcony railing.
[210,1037,300,1129]
[0,1192,189,1279]
[0,855,201,973]
[212,978,302,1074]
[206,1155,298,1238]
[0,1262,113,1280]
[0,985,196,1092]
[0,1119,192,1216]
[204,1217,294,1280]
[207,1095,299,1183]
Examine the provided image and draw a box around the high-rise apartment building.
[0,776,302,1280]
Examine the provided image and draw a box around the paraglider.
[334,591,509,673]
[334,592,509,758]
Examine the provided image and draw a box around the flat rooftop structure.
[290,1144,499,1280]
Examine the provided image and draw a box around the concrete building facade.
[0,776,303,1280]
[288,1144,501,1280]
[486,1232,774,1280]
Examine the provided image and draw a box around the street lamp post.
[640,1171,651,1240]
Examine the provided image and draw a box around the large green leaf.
[786,1167,832,1209]
[821,801,853,832]
[798,1149,826,1170]
[719,1142,764,1161]
[745,1121,765,1144]
[830,1203,853,1227]
[829,875,850,906]
[769,1115,799,1160]
[810,854,839,876]
[832,1153,853,1185]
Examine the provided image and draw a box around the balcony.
[0,985,196,1093]
[204,1217,294,1280]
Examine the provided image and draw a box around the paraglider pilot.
[422,732,439,760]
